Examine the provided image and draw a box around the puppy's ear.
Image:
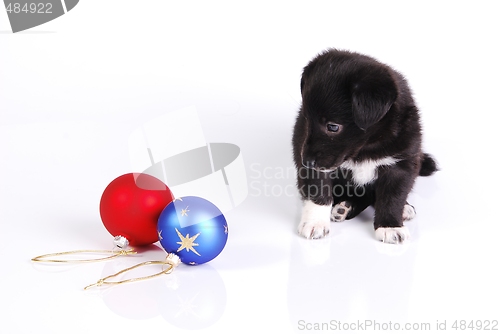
[300,77,305,94]
[352,70,398,130]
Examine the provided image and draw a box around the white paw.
[331,201,352,222]
[297,200,332,239]
[375,226,410,244]
[402,204,416,221]
[298,221,330,239]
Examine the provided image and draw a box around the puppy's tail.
[419,153,438,176]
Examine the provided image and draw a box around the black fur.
[419,153,439,176]
[292,49,437,239]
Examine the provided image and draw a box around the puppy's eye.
[327,123,340,133]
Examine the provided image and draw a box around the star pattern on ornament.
[180,206,190,217]
[175,228,201,256]
[158,230,163,241]
[224,225,228,234]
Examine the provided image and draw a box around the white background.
[1,1,499,333]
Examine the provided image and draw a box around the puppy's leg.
[376,203,415,242]
[373,162,417,244]
[296,168,333,239]
[331,182,375,222]
[298,200,333,239]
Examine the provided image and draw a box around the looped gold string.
[31,249,137,263]
[84,253,181,290]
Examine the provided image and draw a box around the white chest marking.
[340,157,398,185]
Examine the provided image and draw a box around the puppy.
[292,49,437,243]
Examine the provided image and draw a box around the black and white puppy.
[292,49,437,243]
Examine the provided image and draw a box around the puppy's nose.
[302,159,316,169]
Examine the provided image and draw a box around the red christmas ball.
[100,173,174,247]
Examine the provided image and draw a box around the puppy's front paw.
[331,201,352,222]
[298,220,330,239]
[375,226,410,244]
[297,200,332,239]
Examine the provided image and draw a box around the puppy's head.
[299,49,398,171]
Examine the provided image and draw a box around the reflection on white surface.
[159,264,226,329]
[85,247,227,329]
[287,225,418,329]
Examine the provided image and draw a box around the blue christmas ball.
[157,196,228,265]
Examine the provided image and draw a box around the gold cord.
[31,249,137,263]
[84,253,181,290]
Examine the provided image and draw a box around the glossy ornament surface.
[100,173,174,246]
[157,196,228,265]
